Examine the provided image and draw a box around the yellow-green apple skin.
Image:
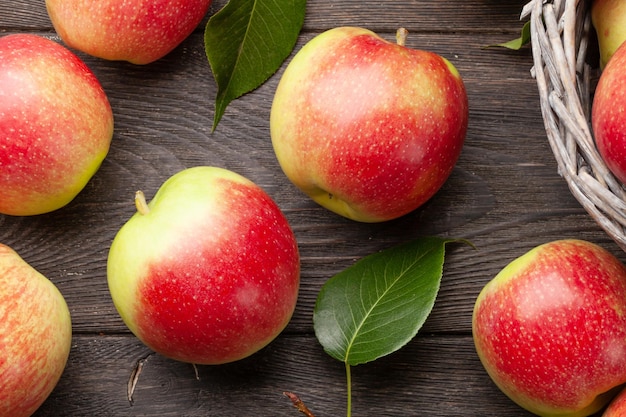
[107,166,300,365]
[46,0,213,65]
[0,34,113,216]
[270,27,468,223]
[592,41,626,185]
[0,243,72,417]
[472,239,626,417]
[592,0,626,70]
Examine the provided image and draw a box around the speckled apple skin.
[473,239,626,417]
[107,167,300,365]
[270,26,468,223]
[0,244,72,417]
[46,0,212,65]
[0,34,113,216]
[593,41,626,186]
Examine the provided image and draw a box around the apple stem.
[134,190,150,215]
[396,28,408,46]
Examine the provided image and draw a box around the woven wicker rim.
[523,0,626,252]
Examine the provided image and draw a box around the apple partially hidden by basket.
[593,42,626,189]
[522,0,626,252]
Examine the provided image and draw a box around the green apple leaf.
[313,236,463,366]
[485,21,531,50]
[204,0,306,131]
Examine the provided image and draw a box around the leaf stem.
[345,362,352,417]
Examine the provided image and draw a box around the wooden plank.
[1,0,620,415]
[34,334,535,416]
[0,0,528,34]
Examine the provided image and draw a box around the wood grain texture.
[0,1,620,416]
[35,334,539,417]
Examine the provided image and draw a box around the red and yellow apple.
[603,385,626,416]
[592,40,626,185]
[473,239,626,417]
[0,243,72,417]
[270,27,468,223]
[592,0,626,70]
[45,0,213,65]
[0,34,113,216]
[107,166,300,365]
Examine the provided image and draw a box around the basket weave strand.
[523,0,626,252]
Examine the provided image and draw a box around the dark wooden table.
[0,1,619,416]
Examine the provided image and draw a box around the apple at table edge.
[45,0,213,65]
[0,243,72,417]
[473,239,626,417]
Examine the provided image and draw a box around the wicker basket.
[523,0,626,252]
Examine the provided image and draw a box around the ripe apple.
[592,40,626,185]
[270,27,468,223]
[107,166,300,365]
[0,34,113,216]
[45,0,213,65]
[472,239,626,417]
[603,386,626,416]
[592,0,626,69]
[0,243,72,417]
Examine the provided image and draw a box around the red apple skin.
[473,239,626,417]
[107,167,300,365]
[270,27,468,223]
[0,243,72,417]
[592,40,626,185]
[45,0,213,65]
[0,34,113,216]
